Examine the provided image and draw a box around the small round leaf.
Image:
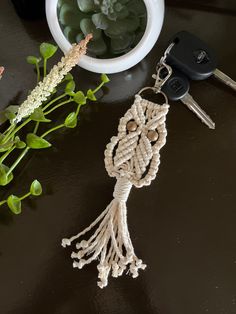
[26,56,41,65]
[30,180,42,196]
[0,164,13,186]
[30,108,51,123]
[101,73,110,83]
[26,133,51,149]
[40,43,58,60]
[73,91,86,105]
[86,89,97,101]
[64,112,77,128]
[65,80,76,95]
[7,195,21,214]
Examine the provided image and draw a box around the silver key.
[161,68,215,129]
[213,68,236,92]
[181,93,215,129]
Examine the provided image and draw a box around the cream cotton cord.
[62,95,169,288]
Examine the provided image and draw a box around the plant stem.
[76,104,82,116]
[7,147,30,176]
[19,192,31,201]
[92,81,105,94]
[3,118,30,144]
[44,99,72,115]
[41,124,64,138]
[0,200,7,206]
[36,63,40,83]
[33,121,40,134]
[0,145,16,164]
[3,123,15,135]
[42,93,67,111]
[43,58,47,77]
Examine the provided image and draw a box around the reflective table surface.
[0,1,236,313]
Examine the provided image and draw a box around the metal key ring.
[138,87,169,104]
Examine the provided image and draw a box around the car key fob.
[166,31,218,81]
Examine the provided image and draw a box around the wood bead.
[127,121,137,132]
[147,130,158,142]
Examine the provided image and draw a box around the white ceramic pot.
[46,0,165,74]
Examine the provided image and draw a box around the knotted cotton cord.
[62,95,169,288]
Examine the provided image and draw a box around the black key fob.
[161,68,190,101]
[166,31,218,81]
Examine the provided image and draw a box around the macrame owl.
[62,94,169,288]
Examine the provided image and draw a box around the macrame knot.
[113,177,132,202]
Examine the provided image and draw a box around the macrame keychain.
[62,47,173,288]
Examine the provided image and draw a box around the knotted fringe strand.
[62,177,146,288]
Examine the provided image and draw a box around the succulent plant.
[58,0,147,58]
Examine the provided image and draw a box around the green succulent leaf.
[111,33,135,54]
[59,3,85,28]
[26,56,41,65]
[73,91,87,105]
[92,13,109,30]
[30,179,42,196]
[26,133,52,149]
[86,89,97,101]
[7,195,21,214]
[0,164,14,186]
[65,80,76,95]
[105,17,139,37]
[63,26,78,43]
[30,108,51,123]
[87,38,107,56]
[80,18,102,40]
[40,43,58,60]
[127,0,146,17]
[77,0,96,12]
[76,33,84,43]
[64,112,77,128]
[101,73,110,83]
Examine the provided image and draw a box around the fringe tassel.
[62,177,146,288]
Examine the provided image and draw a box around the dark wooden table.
[0,1,236,313]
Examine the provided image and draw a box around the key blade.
[181,93,215,129]
[213,68,236,91]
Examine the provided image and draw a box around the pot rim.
[46,0,165,73]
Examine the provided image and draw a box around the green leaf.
[26,56,41,65]
[92,13,109,30]
[105,17,139,37]
[76,33,84,43]
[0,164,14,186]
[101,73,110,83]
[87,38,107,56]
[15,137,26,149]
[0,140,14,153]
[63,26,78,43]
[59,3,86,28]
[111,33,135,54]
[64,73,74,81]
[26,133,51,149]
[77,0,96,12]
[73,91,87,105]
[80,18,102,41]
[40,43,58,60]
[3,105,19,122]
[86,89,97,101]
[30,108,51,123]
[7,195,21,214]
[30,179,42,196]
[65,80,76,95]
[64,112,77,128]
